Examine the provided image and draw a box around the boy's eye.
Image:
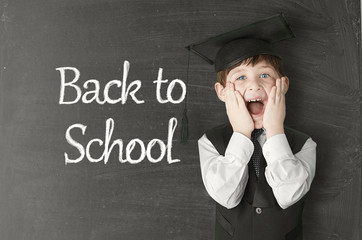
[260,73,269,78]
[237,76,246,80]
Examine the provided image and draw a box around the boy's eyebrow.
[259,65,274,69]
[229,68,246,75]
[232,67,247,72]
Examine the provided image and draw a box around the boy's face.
[216,60,285,129]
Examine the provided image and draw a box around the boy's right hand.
[224,82,254,139]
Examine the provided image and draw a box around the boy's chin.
[252,116,264,129]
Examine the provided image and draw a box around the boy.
[188,14,316,239]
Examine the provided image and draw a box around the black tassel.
[180,49,191,143]
[181,108,189,143]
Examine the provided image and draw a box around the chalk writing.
[154,68,186,104]
[57,61,144,105]
[58,60,185,165]
[64,117,179,164]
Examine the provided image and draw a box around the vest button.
[256,207,262,214]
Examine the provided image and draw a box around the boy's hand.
[263,77,288,139]
[224,82,254,139]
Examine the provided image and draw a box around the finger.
[227,82,237,102]
[234,90,246,109]
[269,86,276,104]
[273,78,280,103]
[280,77,285,95]
[234,90,253,124]
[224,82,233,103]
[225,82,238,110]
[278,78,285,102]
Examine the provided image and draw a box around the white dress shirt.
[198,130,316,209]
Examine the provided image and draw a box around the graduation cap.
[180,13,295,142]
[186,13,295,72]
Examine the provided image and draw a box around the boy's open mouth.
[247,99,264,115]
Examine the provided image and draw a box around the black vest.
[205,123,310,240]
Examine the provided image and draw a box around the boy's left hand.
[263,77,289,139]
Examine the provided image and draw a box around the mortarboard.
[186,13,295,72]
[180,13,295,142]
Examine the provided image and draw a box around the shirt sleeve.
[263,134,317,209]
[198,132,254,209]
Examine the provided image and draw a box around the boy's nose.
[247,79,262,91]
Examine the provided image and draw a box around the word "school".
[64,117,180,165]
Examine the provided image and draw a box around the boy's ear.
[284,76,290,94]
[215,82,225,102]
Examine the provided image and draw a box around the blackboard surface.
[0,0,360,239]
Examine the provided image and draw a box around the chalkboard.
[0,0,360,239]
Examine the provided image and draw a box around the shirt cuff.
[225,132,254,163]
[263,134,294,164]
